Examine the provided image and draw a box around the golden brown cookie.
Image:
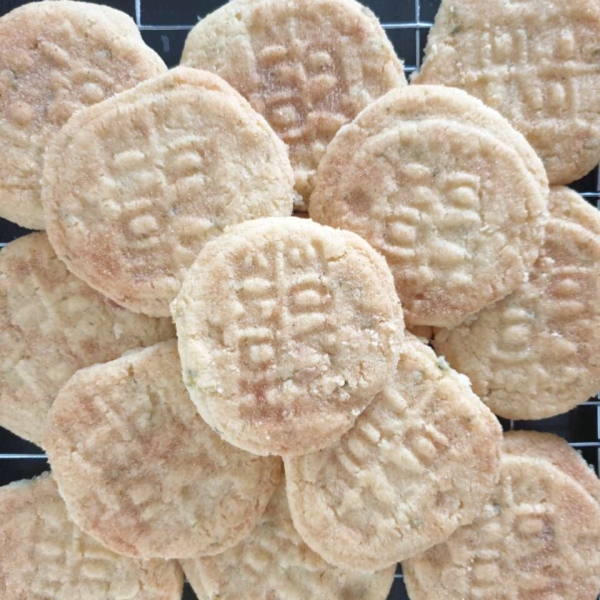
[434,188,600,420]
[310,86,548,328]
[45,341,282,559]
[0,0,166,229]
[182,484,396,600]
[285,334,502,570]
[414,0,600,185]
[181,0,406,210]
[172,217,404,456]
[42,66,295,317]
[403,439,600,600]
[0,233,174,446]
[0,473,183,600]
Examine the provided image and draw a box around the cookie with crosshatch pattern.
[309,85,548,328]
[42,66,294,317]
[0,233,174,447]
[284,334,502,571]
[181,0,406,210]
[0,0,166,230]
[171,217,404,457]
[403,432,600,600]
[182,484,396,600]
[0,473,183,599]
[434,187,600,420]
[414,0,600,186]
[45,340,282,559]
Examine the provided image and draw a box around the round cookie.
[45,340,282,559]
[504,431,600,505]
[414,0,600,185]
[42,66,295,317]
[331,84,548,198]
[172,217,404,457]
[434,187,600,420]
[403,447,600,600]
[181,0,406,210]
[285,334,502,570]
[0,0,166,229]
[182,484,396,600]
[0,233,174,447]
[310,86,548,328]
[0,473,183,600]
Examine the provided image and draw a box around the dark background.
[0,0,599,598]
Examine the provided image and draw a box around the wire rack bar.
[0,454,46,459]
[137,21,434,30]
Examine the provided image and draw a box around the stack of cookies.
[0,0,599,598]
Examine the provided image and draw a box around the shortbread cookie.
[0,1,166,229]
[414,0,600,185]
[504,431,600,505]
[434,188,600,420]
[42,67,295,317]
[310,86,548,327]
[182,484,396,600]
[172,217,404,456]
[333,84,548,197]
[285,334,502,570]
[0,233,174,446]
[181,0,406,210]
[403,441,600,600]
[45,341,282,559]
[0,474,183,600]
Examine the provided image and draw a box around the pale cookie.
[0,0,166,229]
[434,187,600,420]
[414,0,600,185]
[0,473,183,600]
[182,484,396,600]
[181,0,406,210]
[45,340,282,559]
[285,334,502,570]
[323,84,548,197]
[403,441,600,600]
[172,217,404,457]
[504,431,600,505]
[310,86,548,328]
[42,66,295,317]
[0,233,174,447]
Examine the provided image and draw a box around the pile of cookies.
[0,0,599,598]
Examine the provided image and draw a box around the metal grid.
[0,0,599,599]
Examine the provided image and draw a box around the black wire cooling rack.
[0,0,599,598]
